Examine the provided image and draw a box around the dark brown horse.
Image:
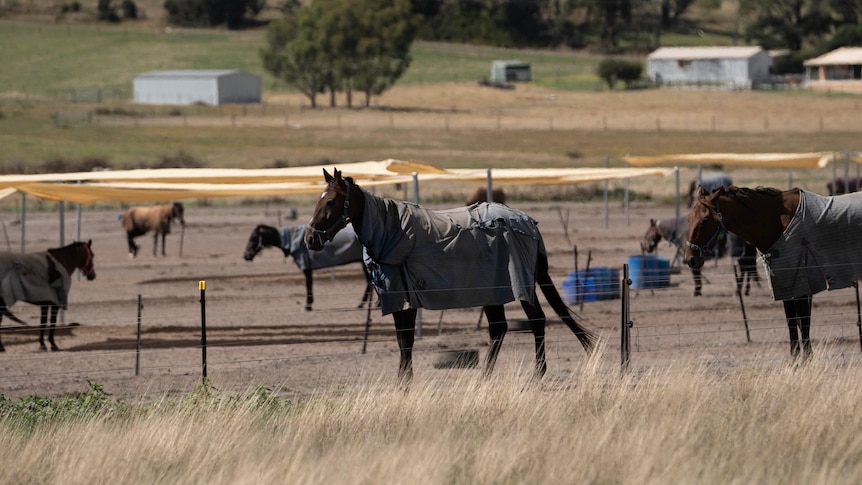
[243,224,373,311]
[465,187,506,205]
[121,202,185,257]
[304,168,596,382]
[682,185,856,362]
[0,240,95,351]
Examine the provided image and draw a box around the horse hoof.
[694,291,702,297]
[304,306,312,311]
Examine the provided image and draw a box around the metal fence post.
[621,264,632,373]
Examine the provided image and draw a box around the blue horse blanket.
[764,190,862,300]
[281,225,363,272]
[355,194,542,315]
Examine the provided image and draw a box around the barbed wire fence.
[3,252,862,398]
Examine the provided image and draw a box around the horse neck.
[719,191,793,252]
[346,182,367,234]
[47,244,81,274]
[260,226,281,248]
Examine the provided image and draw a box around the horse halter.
[309,178,352,243]
[685,197,728,258]
[79,242,95,277]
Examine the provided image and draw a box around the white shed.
[490,60,531,83]
[133,70,262,106]
[647,46,773,89]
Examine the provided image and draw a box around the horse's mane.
[701,185,788,211]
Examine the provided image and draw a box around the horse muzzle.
[304,229,327,251]
[85,271,96,281]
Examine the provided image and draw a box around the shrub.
[597,58,643,90]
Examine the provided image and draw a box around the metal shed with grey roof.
[647,46,773,89]
[133,70,261,106]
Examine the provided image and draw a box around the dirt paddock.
[1,183,861,400]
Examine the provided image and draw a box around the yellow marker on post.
[199,280,206,291]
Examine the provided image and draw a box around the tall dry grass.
[2,347,862,484]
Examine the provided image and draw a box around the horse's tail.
[0,303,26,325]
[535,251,597,354]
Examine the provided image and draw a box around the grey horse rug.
[0,252,71,308]
[282,225,362,271]
[764,190,862,300]
[356,197,542,315]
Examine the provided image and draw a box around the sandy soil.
[1,183,861,401]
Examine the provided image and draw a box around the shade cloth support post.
[20,193,25,254]
[674,166,680,221]
[603,155,609,229]
[832,153,837,190]
[624,163,630,227]
[486,168,493,203]
[412,172,422,339]
[59,201,65,246]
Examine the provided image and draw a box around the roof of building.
[647,46,764,60]
[803,47,862,66]
[134,70,253,79]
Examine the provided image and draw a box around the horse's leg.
[520,300,547,378]
[482,305,508,378]
[797,295,813,361]
[47,305,59,351]
[38,305,48,351]
[303,269,313,311]
[783,298,804,361]
[127,233,138,258]
[393,308,417,383]
[358,266,374,308]
[692,268,703,296]
[161,232,168,257]
[0,312,4,352]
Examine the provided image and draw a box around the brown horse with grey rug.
[0,240,95,351]
[684,185,862,362]
[121,202,185,257]
[305,168,596,382]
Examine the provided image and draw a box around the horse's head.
[642,219,662,254]
[244,225,265,261]
[684,186,726,270]
[305,168,352,251]
[172,202,185,226]
[78,240,96,280]
[244,225,280,261]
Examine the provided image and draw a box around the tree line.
[87,0,862,105]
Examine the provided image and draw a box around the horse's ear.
[650,218,657,226]
[323,168,333,183]
[333,168,343,183]
[87,239,92,247]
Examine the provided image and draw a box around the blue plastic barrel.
[563,267,621,304]
[628,255,670,289]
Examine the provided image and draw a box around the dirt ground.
[1,178,862,401]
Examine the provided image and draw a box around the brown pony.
[121,202,185,257]
[305,168,596,383]
[684,185,829,361]
[466,187,506,205]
